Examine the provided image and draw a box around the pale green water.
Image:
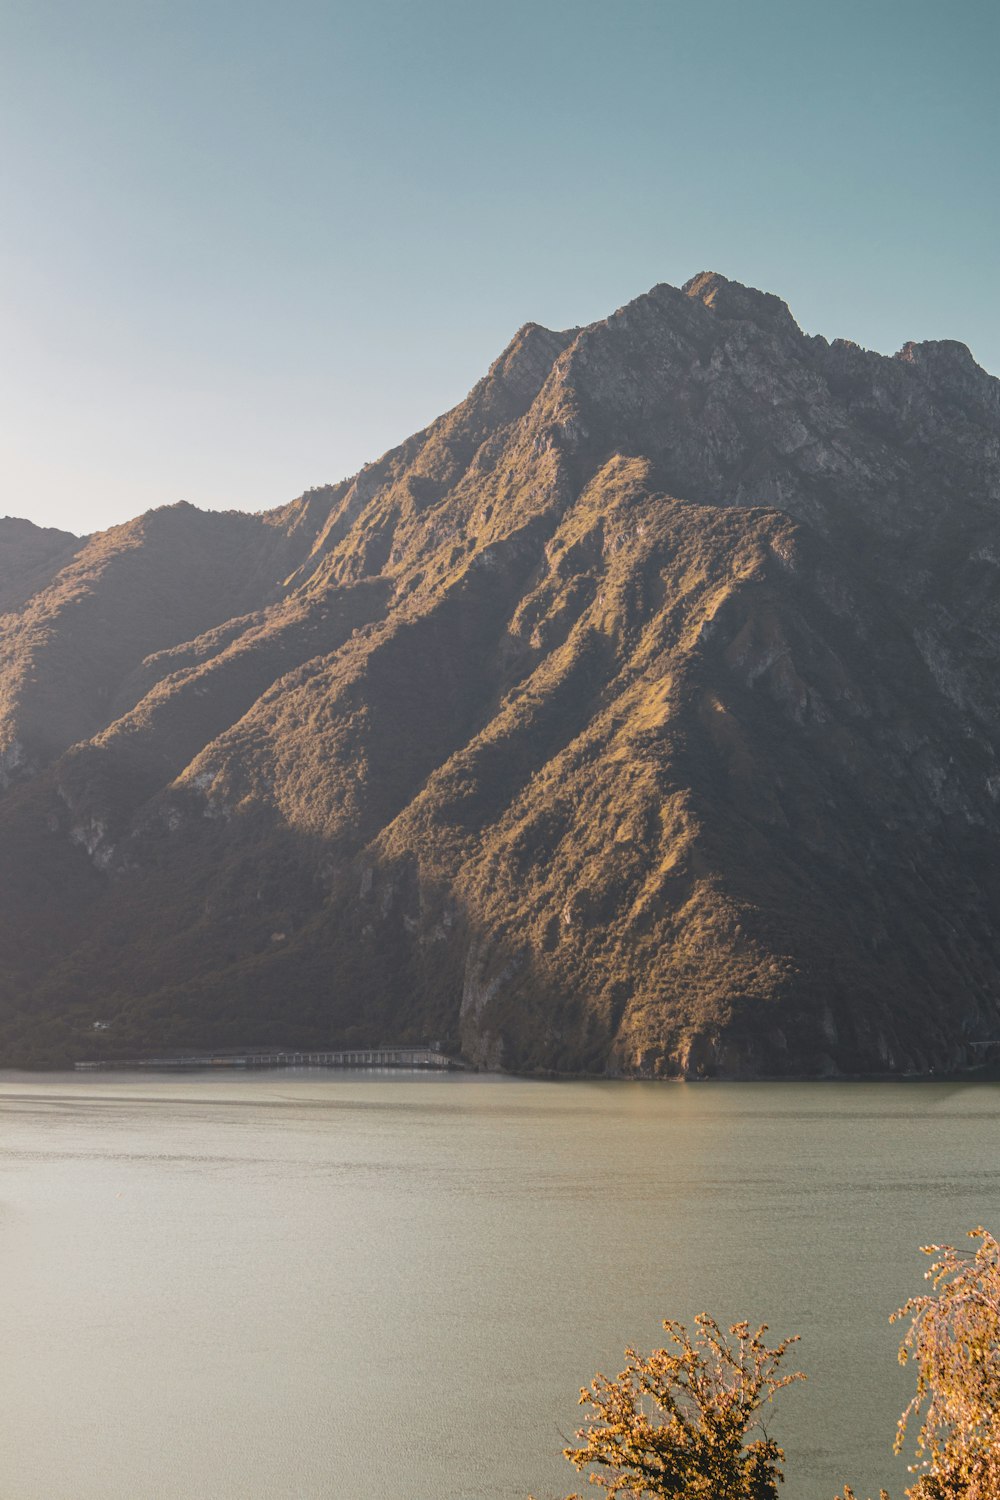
[1,1073,998,1500]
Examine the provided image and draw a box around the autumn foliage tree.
[538,1228,1000,1500]
[891,1227,1000,1500]
[540,1314,803,1500]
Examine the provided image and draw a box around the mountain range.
[2,271,999,1076]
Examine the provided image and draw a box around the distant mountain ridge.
[2,272,999,1076]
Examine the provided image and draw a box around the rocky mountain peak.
[487,320,577,395]
[681,270,800,334]
[1,275,999,1080]
[895,337,997,411]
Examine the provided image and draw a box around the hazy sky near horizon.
[1,0,997,536]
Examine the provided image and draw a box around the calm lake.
[1,1072,998,1500]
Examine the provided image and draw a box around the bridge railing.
[75,1046,464,1072]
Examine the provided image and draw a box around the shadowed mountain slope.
[2,273,999,1075]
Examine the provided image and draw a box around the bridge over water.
[75,1046,464,1072]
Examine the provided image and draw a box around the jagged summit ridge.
[0,274,998,1077]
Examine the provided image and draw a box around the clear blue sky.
[1,0,997,535]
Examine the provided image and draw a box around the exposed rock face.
[2,273,999,1076]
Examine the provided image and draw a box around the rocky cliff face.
[2,272,999,1075]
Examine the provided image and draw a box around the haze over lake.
[2,1072,997,1500]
